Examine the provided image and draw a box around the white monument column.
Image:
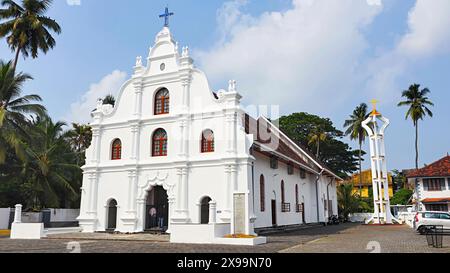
[362,101,401,225]
[14,204,22,223]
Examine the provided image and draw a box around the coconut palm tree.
[307,125,327,158]
[343,103,369,196]
[21,116,79,209]
[398,84,434,169]
[0,59,46,163]
[337,182,360,222]
[65,123,92,165]
[0,0,62,69]
[102,94,116,106]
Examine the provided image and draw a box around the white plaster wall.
[187,164,229,224]
[253,153,317,228]
[0,208,10,230]
[418,178,450,200]
[95,171,130,232]
[49,209,80,222]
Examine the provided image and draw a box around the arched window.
[111,139,122,160]
[281,180,286,204]
[154,88,170,115]
[201,130,215,153]
[260,175,265,212]
[200,196,212,224]
[152,129,168,157]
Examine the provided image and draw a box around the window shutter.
[300,169,306,179]
[423,180,428,191]
[270,156,278,169]
[440,179,446,191]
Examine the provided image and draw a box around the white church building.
[77,15,341,245]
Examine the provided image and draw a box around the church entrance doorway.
[200,197,212,224]
[145,186,169,232]
[107,199,118,232]
[271,200,277,227]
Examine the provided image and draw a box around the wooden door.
[271,200,277,226]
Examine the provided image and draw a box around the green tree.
[20,116,80,210]
[398,84,434,169]
[278,112,359,178]
[0,0,61,69]
[391,169,407,192]
[65,123,92,165]
[391,189,413,206]
[102,94,116,106]
[343,103,369,196]
[0,59,45,163]
[307,125,328,158]
[337,182,360,222]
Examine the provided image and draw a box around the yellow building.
[344,169,394,198]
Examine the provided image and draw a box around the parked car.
[414,211,450,235]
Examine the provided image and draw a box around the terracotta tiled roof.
[406,156,450,178]
[243,114,341,180]
[421,198,450,203]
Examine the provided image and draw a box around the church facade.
[77,25,341,245]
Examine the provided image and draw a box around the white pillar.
[167,196,176,234]
[14,204,22,223]
[137,199,146,232]
[209,200,217,224]
[127,170,138,214]
[133,80,143,117]
[182,168,189,214]
[89,173,99,215]
[90,128,100,164]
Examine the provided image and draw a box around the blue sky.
[0,0,449,171]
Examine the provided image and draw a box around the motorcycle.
[328,215,340,225]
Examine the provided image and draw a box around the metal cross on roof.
[159,7,174,27]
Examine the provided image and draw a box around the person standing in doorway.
[150,207,157,228]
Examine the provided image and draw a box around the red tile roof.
[406,156,450,178]
[421,198,450,203]
[243,114,342,180]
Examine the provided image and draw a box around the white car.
[414,211,450,234]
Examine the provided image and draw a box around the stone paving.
[0,223,448,253]
[281,224,450,253]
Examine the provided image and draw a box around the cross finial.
[370,99,380,116]
[159,6,174,27]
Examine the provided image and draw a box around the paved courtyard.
[0,224,448,253]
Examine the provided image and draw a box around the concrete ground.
[0,223,448,253]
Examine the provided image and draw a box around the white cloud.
[367,0,450,102]
[196,0,383,115]
[65,70,127,124]
[398,0,450,58]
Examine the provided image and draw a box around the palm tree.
[0,0,62,69]
[102,94,116,106]
[65,123,92,165]
[343,103,369,196]
[0,59,46,163]
[307,125,327,158]
[337,182,360,222]
[21,116,79,209]
[398,84,434,169]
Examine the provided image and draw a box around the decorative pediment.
[138,171,175,200]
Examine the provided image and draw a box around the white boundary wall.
[349,213,373,223]
[0,208,10,229]
[49,209,80,222]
